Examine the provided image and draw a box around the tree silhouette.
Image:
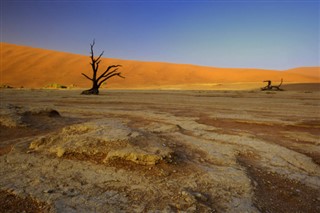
[261,79,284,91]
[81,40,124,95]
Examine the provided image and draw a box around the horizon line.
[1,42,319,71]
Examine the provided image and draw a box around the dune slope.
[1,43,319,88]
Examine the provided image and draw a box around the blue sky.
[1,0,319,70]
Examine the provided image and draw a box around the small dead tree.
[261,78,284,91]
[81,40,124,95]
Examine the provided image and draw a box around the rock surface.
[1,89,319,212]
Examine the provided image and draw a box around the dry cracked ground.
[0,88,319,212]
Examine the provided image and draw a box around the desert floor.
[0,87,319,212]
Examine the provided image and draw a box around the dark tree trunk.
[81,83,99,95]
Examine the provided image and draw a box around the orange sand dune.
[1,43,319,89]
[284,67,320,79]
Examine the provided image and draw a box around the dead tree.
[261,78,283,91]
[81,40,124,95]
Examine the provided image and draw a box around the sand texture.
[1,43,319,89]
[0,89,319,212]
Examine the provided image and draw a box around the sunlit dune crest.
[1,43,319,89]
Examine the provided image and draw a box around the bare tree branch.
[81,73,93,81]
[98,72,124,87]
[97,65,122,81]
[95,51,104,62]
[95,63,100,73]
[101,69,118,78]
[261,79,284,91]
[278,78,283,87]
[90,42,95,61]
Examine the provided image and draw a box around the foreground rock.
[0,104,61,128]
[30,119,173,165]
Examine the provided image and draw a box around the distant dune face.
[1,43,319,89]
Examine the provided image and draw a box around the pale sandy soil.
[0,88,319,212]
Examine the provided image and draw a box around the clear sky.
[1,0,319,70]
